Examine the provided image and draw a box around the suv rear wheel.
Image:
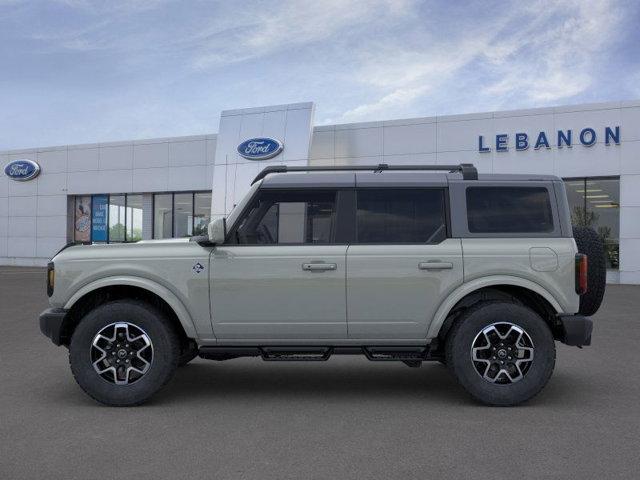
[446,301,556,406]
[69,300,180,406]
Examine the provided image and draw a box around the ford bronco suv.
[39,163,605,406]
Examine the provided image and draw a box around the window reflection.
[564,177,620,269]
[109,195,126,243]
[126,194,143,242]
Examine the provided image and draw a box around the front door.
[346,188,463,339]
[210,188,347,340]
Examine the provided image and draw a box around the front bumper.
[557,314,593,347]
[39,308,68,346]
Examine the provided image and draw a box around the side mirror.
[208,217,226,245]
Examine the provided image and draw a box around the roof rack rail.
[251,163,478,185]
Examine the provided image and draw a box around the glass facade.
[564,177,620,269]
[73,192,210,243]
[152,191,211,239]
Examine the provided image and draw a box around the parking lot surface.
[1,266,639,479]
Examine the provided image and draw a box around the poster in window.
[91,195,108,242]
[74,196,92,242]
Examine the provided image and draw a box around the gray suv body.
[39,164,602,406]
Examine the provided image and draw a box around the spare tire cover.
[572,226,606,316]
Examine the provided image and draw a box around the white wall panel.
[8,177,37,196]
[133,167,169,192]
[0,198,7,217]
[36,149,67,174]
[167,165,208,191]
[68,147,99,171]
[37,215,67,237]
[169,140,206,167]
[437,118,494,152]
[206,138,217,164]
[211,165,228,215]
[7,237,36,257]
[37,173,67,196]
[620,206,640,238]
[37,195,67,217]
[134,142,169,169]
[554,108,622,145]
[335,127,382,158]
[281,106,315,162]
[555,141,621,178]
[8,217,36,237]
[620,175,640,206]
[383,123,436,155]
[621,140,640,174]
[36,237,66,258]
[262,109,287,143]
[99,144,133,170]
[382,152,437,166]
[67,170,133,194]
[620,107,640,142]
[310,130,334,160]
[8,195,36,217]
[437,149,492,173]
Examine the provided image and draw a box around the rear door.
[346,187,463,339]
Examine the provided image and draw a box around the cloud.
[334,0,626,122]
[191,0,413,69]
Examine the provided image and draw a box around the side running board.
[198,346,436,363]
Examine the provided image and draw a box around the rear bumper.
[557,314,593,347]
[39,308,68,346]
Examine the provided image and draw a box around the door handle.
[419,261,453,270]
[302,263,337,272]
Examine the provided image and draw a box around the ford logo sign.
[237,137,283,160]
[4,159,41,181]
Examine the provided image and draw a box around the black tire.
[178,342,199,367]
[69,300,180,406]
[446,301,556,406]
[572,226,606,316]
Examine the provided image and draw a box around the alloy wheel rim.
[90,322,153,385]
[471,322,534,384]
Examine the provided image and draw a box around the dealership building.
[1,100,639,283]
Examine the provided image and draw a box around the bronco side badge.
[193,262,205,274]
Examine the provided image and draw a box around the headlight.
[47,262,55,297]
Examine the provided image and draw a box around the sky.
[1,0,639,150]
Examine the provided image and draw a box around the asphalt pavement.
[1,266,638,479]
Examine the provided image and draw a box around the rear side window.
[356,189,447,243]
[466,187,554,233]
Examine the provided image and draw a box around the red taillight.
[575,254,588,295]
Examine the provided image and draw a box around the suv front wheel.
[69,300,181,406]
[446,301,556,406]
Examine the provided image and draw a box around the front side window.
[466,187,554,234]
[233,190,336,245]
[356,189,447,243]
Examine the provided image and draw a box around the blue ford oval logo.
[237,138,283,160]
[4,159,41,181]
